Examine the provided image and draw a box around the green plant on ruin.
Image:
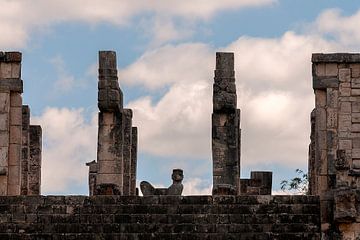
[280,169,308,195]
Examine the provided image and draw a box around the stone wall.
[0,52,41,196]
[0,195,320,239]
[310,53,360,239]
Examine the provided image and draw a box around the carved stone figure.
[140,169,184,196]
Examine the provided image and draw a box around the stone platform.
[0,195,320,239]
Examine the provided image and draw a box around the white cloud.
[32,107,97,194]
[0,0,275,49]
[182,178,212,195]
[314,8,360,48]
[124,30,344,170]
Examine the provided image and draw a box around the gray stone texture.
[311,53,360,239]
[90,51,138,196]
[240,171,272,195]
[0,195,321,239]
[212,52,241,195]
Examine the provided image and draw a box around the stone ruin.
[0,50,358,239]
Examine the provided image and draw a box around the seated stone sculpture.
[140,169,184,196]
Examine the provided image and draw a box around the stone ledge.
[0,52,22,63]
[312,53,360,63]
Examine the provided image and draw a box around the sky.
[1,0,360,195]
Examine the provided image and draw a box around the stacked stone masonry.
[87,51,138,196]
[0,195,320,240]
[212,52,241,195]
[310,53,360,239]
[0,52,41,196]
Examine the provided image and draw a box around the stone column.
[96,51,124,195]
[311,53,360,238]
[0,88,10,195]
[0,52,23,196]
[122,109,132,195]
[20,105,30,195]
[28,125,41,195]
[130,127,138,196]
[212,52,241,195]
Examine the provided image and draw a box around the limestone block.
[338,68,350,82]
[97,141,121,161]
[96,173,123,186]
[351,63,360,77]
[318,175,328,192]
[339,85,351,96]
[338,114,351,132]
[9,107,22,126]
[319,150,327,175]
[351,88,360,96]
[9,125,21,144]
[0,63,12,78]
[353,138,360,148]
[352,113,360,123]
[351,78,360,88]
[339,140,352,150]
[11,63,21,79]
[0,146,8,167]
[7,184,20,195]
[314,63,325,76]
[10,93,21,107]
[352,149,360,158]
[352,124,360,132]
[0,176,7,195]
[316,130,327,150]
[0,113,8,131]
[325,63,338,76]
[0,92,10,113]
[101,112,114,125]
[339,102,351,114]
[352,159,360,168]
[315,108,326,131]
[352,102,360,112]
[339,131,349,138]
[98,160,122,174]
[325,89,337,108]
[326,109,337,128]
[8,165,19,185]
[8,144,20,166]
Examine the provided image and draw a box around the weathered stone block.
[7,184,20,195]
[314,63,325,76]
[8,144,20,166]
[8,165,20,185]
[326,108,337,128]
[9,107,22,126]
[339,140,352,150]
[325,63,338,76]
[0,63,12,78]
[315,90,326,107]
[0,146,8,166]
[352,159,360,168]
[0,175,7,195]
[313,77,339,90]
[351,63,360,77]
[339,102,351,114]
[351,88,360,96]
[0,92,10,113]
[338,68,351,82]
[315,108,326,131]
[9,125,21,144]
[326,89,338,108]
[352,149,360,158]
[10,93,21,107]
[339,85,351,96]
[351,124,360,132]
[351,78,360,88]
[338,114,351,132]
[0,113,8,131]
[101,112,114,125]
[352,102,360,112]
[98,160,122,174]
[11,63,21,79]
